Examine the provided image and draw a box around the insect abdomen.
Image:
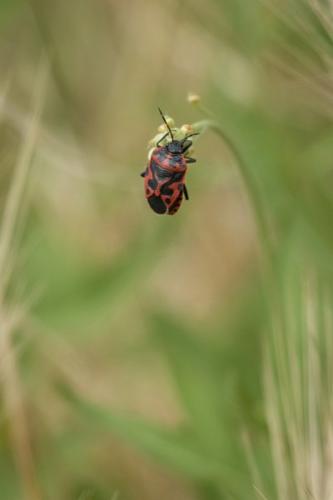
[168,191,183,215]
[143,147,187,215]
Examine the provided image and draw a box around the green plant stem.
[192,117,273,261]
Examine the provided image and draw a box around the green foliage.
[1,0,333,499]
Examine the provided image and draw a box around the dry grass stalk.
[0,58,48,500]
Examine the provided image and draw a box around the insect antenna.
[181,132,200,144]
[158,107,174,141]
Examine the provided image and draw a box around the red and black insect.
[141,108,198,215]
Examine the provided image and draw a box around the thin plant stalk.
[0,58,48,500]
[191,113,273,261]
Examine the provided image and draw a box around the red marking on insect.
[140,108,198,215]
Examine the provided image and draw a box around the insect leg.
[181,133,200,151]
[183,184,189,200]
[186,157,196,164]
[140,169,147,177]
[181,140,192,153]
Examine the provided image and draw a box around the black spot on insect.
[169,192,183,214]
[155,151,165,162]
[161,186,173,196]
[148,178,158,189]
[146,188,150,195]
[148,196,167,214]
[165,197,171,204]
[155,165,171,179]
[172,172,184,182]
[169,155,181,166]
[150,159,168,178]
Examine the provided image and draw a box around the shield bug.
[141,108,198,215]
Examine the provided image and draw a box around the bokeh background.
[1,0,333,499]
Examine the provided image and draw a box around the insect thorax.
[166,140,184,154]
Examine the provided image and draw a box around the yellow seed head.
[180,124,193,135]
[187,93,201,104]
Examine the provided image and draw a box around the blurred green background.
[1,0,333,499]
